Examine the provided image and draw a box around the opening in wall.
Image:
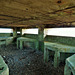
[0,28,13,33]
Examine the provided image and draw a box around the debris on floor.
[0,44,64,75]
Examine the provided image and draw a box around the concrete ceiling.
[0,0,75,28]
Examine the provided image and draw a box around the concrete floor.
[0,43,65,75]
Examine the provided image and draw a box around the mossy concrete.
[0,33,75,58]
[0,37,14,46]
[23,34,75,46]
[0,55,9,75]
[23,34,38,39]
[64,54,75,75]
[38,27,44,52]
[44,42,75,68]
[20,28,22,36]
[0,33,21,37]
[6,37,14,45]
[45,35,75,46]
[20,34,75,54]
[13,28,17,37]
[17,37,38,50]
[24,34,75,45]
[0,33,12,37]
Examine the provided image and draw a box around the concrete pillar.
[54,51,60,68]
[20,40,23,50]
[64,64,71,75]
[13,28,17,37]
[17,40,19,49]
[20,28,22,36]
[44,47,49,62]
[38,27,44,52]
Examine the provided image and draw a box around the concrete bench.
[17,37,38,50]
[44,41,75,68]
[64,54,75,75]
[0,37,14,46]
[0,55,9,75]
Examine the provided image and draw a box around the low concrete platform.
[0,37,14,46]
[0,55,9,75]
[44,41,75,68]
[64,54,75,75]
[17,37,38,50]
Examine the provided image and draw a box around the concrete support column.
[17,40,19,49]
[38,27,44,52]
[64,64,71,75]
[20,28,22,36]
[20,40,23,50]
[44,48,49,62]
[13,28,17,37]
[54,51,60,68]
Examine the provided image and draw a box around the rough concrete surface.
[0,55,9,75]
[0,43,65,75]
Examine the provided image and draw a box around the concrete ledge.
[0,55,9,75]
[6,37,14,45]
[44,41,75,53]
[44,41,75,68]
[64,54,75,75]
[17,37,38,50]
[0,37,14,46]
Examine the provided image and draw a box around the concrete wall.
[23,34,38,39]
[23,34,75,61]
[0,33,74,61]
[1,33,75,47]
[45,35,75,46]
[0,33,12,37]
[0,33,21,37]
[23,34,75,46]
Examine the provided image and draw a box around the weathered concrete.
[6,37,14,45]
[64,54,75,75]
[23,34,75,46]
[13,28,17,37]
[0,33,12,37]
[22,34,75,58]
[38,27,44,52]
[17,37,38,50]
[0,37,14,46]
[0,38,6,46]
[0,0,75,28]
[44,42,75,68]
[0,55,9,75]
[20,28,22,36]
[45,35,75,47]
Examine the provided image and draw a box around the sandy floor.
[0,43,64,75]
